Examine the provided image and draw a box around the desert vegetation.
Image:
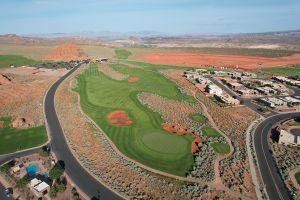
[271,142,300,197]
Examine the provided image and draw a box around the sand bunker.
[127,77,140,83]
[142,52,300,70]
[108,110,133,126]
[12,117,35,128]
[44,43,88,61]
[0,121,4,128]
[162,123,203,153]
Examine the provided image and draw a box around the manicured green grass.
[211,142,230,154]
[202,127,222,138]
[295,172,300,184]
[115,49,132,59]
[0,117,48,155]
[190,114,207,123]
[75,63,197,176]
[0,55,42,68]
[259,65,300,76]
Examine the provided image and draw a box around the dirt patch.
[162,123,203,153]
[107,110,133,126]
[141,52,300,70]
[0,121,4,128]
[127,76,140,83]
[12,117,34,128]
[43,43,88,61]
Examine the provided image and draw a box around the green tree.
[57,183,66,193]
[15,176,29,189]
[49,186,58,198]
[49,164,64,180]
[0,164,10,173]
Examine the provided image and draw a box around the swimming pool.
[26,163,39,176]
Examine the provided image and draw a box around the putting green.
[75,63,197,176]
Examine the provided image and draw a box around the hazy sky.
[0,0,300,35]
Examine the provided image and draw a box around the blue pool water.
[26,164,39,176]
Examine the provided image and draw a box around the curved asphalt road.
[44,63,122,200]
[254,112,300,200]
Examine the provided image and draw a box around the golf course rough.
[75,63,198,176]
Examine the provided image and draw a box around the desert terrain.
[141,52,300,70]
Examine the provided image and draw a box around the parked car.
[4,188,12,198]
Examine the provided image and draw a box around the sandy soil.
[0,66,68,125]
[0,121,4,128]
[127,76,140,83]
[107,110,133,126]
[43,43,88,61]
[141,52,300,69]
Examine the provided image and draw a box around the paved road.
[207,77,277,116]
[254,112,300,200]
[44,63,122,200]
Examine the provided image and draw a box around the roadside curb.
[246,117,265,200]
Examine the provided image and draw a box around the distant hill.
[1,29,300,50]
[43,43,88,61]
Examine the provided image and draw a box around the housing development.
[0,1,300,200]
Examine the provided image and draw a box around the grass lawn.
[259,65,300,76]
[75,63,196,176]
[190,114,207,123]
[296,172,300,184]
[0,117,48,155]
[115,49,132,59]
[202,126,222,137]
[211,142,230,154]
[0,55,42,68]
